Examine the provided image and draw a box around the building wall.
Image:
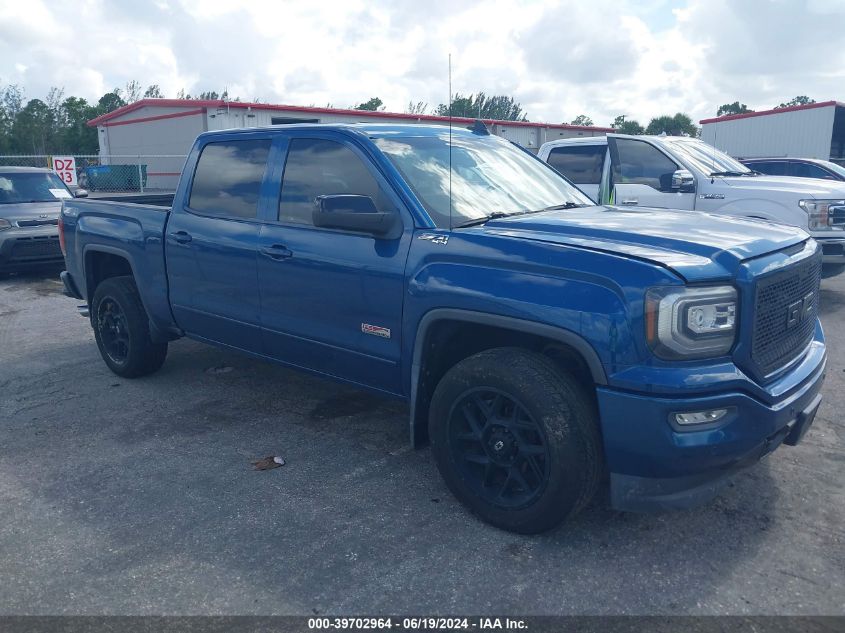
[701,106,836,159]
[98,107,206,189]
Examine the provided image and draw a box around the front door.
[608,136,696,210]
[165,137,272,351]
[257,135,413,394]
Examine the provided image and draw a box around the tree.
[570,114,594,127]
[143,84,164,99]
[60,96,98,153]
[777,95,815,109]
[435,93,528,121]
[11,99,53,154]
[355,97,384,111]
[717,101,752,116]
[406,100,428,115]
[645,112,698,137]
[124,80,143,103]
[97,90,126,114]
[611,115,644,135]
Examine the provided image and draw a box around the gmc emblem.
[786,292,814,329]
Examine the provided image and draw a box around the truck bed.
[61,198,174,335]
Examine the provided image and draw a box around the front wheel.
[92,276,167,378]
[429,347,602,534]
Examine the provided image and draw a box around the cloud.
[0,0,843,129]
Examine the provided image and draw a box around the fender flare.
[408,308,608,447]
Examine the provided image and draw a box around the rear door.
[165,136,272,351]
[544,143,606,202]
[255,133,414,394]
[607,136,695,210]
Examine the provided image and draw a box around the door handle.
[169,230,193,244]
[260,244,293,260]
[620,198,639,206]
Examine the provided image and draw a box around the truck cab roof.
[198,122,478,141]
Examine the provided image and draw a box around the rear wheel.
[429,347,602,533]
[92,276,167,378]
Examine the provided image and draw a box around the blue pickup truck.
[59,123,827,533]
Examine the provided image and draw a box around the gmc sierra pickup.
[60,123,827,533]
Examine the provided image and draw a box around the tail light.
[58,214,66,256]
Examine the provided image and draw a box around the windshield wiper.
[454,211,510,228]
[709,170,751,177]
[538,202,586,211]
[454,202,587,228]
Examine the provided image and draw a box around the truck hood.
[0,200,62,223]
[720,174,845,198]
[483,205,808,282]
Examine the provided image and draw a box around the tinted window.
[612,139,678,191]
[189,139,270,218]
[747,161,787,176]
[279,139,380,225]
[790,162,835,180]
[547,145,605,184]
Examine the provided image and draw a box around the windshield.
[822,160,845,179]
[662,138,752,176]
[0,172,71,204]
[374,133,592,227]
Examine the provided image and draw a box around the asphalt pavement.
[0,266,843,615]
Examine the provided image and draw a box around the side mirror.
[313,195,398,237]
[670,169,695,193]
[74,188,89,198]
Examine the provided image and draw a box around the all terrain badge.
[361,323,391,338]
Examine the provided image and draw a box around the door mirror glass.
[313,195,398,237]
[670,169,695,193]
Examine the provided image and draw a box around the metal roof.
[699,100,843,125]
[87,98,614,132]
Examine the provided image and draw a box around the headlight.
[799,199,845,230]
[0,219,11,231]
[645,286,737,359]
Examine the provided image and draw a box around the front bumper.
[0,226,63,271]
[811,236,845,267]
[598,341,826,512]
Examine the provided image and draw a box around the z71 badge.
[361,323,391,338]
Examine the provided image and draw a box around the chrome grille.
[16,218,58,227]
[751,248,821,378]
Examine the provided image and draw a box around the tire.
[429,347,602,534]
[91,276,167,378]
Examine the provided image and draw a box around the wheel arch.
[409,309,607,447]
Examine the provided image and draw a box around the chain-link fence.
[0,154,187,194]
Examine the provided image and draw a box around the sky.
[1,0,844,127]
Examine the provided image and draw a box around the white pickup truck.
[539,134,845,276]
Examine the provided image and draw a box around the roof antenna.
[448,53,453,231]
[711,122,717,183]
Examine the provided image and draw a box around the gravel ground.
[0,266,842,615]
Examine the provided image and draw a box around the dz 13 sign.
[53,156,78,187]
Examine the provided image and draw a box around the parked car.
[60,124,826,533]
[0,166,86,274]
[539,135,845,277]
[740,157,845,182]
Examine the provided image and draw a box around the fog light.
[674,409,729,425]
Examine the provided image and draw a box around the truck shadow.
[0,265,65,297]
[2,335,787,614]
